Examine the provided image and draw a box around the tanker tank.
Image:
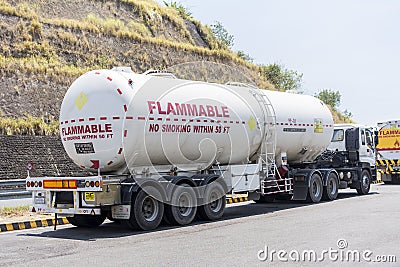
[59,67,334,174]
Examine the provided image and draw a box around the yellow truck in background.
[376,120,400,183]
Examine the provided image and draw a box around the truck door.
[359,129,376,166]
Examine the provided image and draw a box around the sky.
[156,0,399,126]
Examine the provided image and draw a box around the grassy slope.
[0,0,348,134]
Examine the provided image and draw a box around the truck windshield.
[331,129,344,142]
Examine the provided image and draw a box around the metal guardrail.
[0,179,30,198]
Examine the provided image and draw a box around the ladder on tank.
[251,88,292,195]
[251,89,276,179]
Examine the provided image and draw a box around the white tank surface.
[265,90,334,164]
[59,67,333,173]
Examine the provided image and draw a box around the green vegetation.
[343,110,353,119]
[259,64,303,92]
[211,21,234,49]
[315,89,341,109]
[188,20,225,50]
[236,50,253,63]
[0,116,59,135]
[163,1,192,19]
[161,1,225,50]
[316,89,354,123]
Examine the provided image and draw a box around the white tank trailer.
[60,68,333,172]
[27,67,357,231]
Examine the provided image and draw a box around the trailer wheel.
[67,214,106,228]
[322,172,339,201]
[357,170,371,195]
[306,173,323,203]
[125,186,164,231]
[164,183,197,225]
[197,182,226,221]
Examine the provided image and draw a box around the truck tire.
[306,173,323,203]
[322,172,339,201]
[164,183,197,225]
[197,182,226,221]
[125,186,164,231]
[357,170,371,195]
[67,214,106,228]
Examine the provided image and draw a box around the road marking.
[0,218,70,233]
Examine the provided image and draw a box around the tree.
[259,63,303,92]
[315,89,341,109]
[343,109,353,119]
[236,50,253,63]
[210,21,234,48]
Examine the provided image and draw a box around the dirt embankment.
[0,0,268,119]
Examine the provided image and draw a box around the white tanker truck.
[26,67,373,230]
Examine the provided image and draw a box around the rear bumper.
[30,205,102,216]
[26,175,124,215]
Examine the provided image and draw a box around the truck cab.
[329,124,376,167]
[316,124,377,194]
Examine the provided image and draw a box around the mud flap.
[292,184,308,201]
[292,174,308,201]
[291,169,323,201]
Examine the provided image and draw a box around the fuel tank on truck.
[59,67,333,174]
[264,90,334,165]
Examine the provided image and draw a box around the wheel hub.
[209,191,222,212]
[312,180,321,197]
[142,196,158,222]
[177,192,193,217]
[329,179,337,195]
[362,175,370,188]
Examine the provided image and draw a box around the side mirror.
[374,130,379,146]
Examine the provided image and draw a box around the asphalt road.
[1,184,399,267]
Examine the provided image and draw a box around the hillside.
[0,0,351,180]
[0,0,274,122]
[0,0,350,130]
